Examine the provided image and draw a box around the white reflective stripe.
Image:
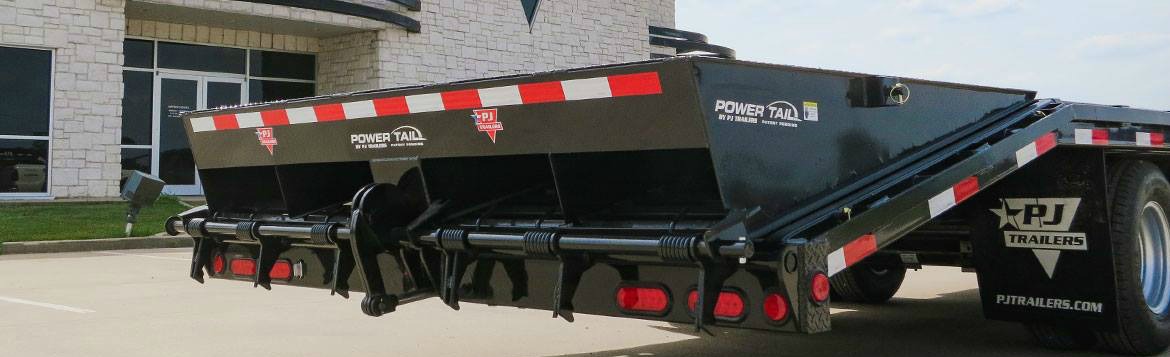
[234,112,264,128]
[190,117,216,132]
[478,86,523,107]
[1074,128,1093,145]
[342,100,378,120]
[96,251,189,261]
[405,93,445,113]
[561,77,613,101]
[1014,142,1039,168]
[0,296,95,313]
[927,187,957,218]
[827,249,847,276]
[1137,132,1153,146]
[286,107,317,124]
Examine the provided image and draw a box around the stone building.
[0,0,685,198]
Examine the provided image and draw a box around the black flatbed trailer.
[167,57,1170,355]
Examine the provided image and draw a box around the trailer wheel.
[829,254,906,303]
[1097,161,1170,355]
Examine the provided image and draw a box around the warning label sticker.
[803,101,819,122]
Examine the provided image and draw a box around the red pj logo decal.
[256,127,278,155]
[472,108,503,143]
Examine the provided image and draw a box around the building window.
[249,80,315,103]
[250,50,315,80]
[119,39,317,189]
[248,49,316,102]
[124,39,154,69]
[0,46,52,195]
[157,42,247,74]
[122,70,153,145]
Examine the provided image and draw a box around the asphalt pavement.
[0,248,1155,357]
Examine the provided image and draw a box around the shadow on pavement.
[551,288,1113,357]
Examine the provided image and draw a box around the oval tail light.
[615,285,671,315]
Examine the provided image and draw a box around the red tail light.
[228,258,294,280]
[615,285,670,315]
[229,258,256,276]
[763,293,790,322]
[212,254,226,274]
[269,260,292,280]
[686,290,746,320]
[811,272,831,303]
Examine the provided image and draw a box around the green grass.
[0,196,189,242]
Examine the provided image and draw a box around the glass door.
[154,74,245,196]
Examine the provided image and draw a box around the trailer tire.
[829,254,906,303]
[1096,160,1170,355]
[1027,323,1096,350]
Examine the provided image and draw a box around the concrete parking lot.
[0,248,1152,357]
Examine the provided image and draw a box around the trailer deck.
[166,57,1170,354]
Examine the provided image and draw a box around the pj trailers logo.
[256,127,277,155]
[472,108,503,143]
[990,198,1086,278]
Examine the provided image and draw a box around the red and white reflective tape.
[927,176,980,218]
[831,132,1065,274]
[827,234,878,275]
[1136,131,1165,147]
[189,72,663,133]
[1073,128,1109,145]
[1014,132,1057,168]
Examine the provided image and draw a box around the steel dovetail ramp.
[771,99,1075,274]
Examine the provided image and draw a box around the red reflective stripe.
[212,114,239,130]
[518,81,566,104]
[1092,129,1109,144]
[952,176,980,203]
[1035,132,1057,154]
[200,72,665,132]
[373,96,410,116]
[314,103,346,122]
[842,234,877,266]
[260,110,289,126]
[440,89,483,110]
[1153,133,1166,146]
[608,72,663,97]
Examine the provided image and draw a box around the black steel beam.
[649,26,707,43]
[388,0,421,11]
[649,37,736,59]
[237,0,421,33]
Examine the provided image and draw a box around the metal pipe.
[418,231,753,260]
[174,219,751,261]
[171,219,352,241]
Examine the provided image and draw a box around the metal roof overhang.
[236,0,421,33]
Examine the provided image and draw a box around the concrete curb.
[1,235,192,255]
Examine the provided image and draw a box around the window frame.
[120,36,318,97]
[117,37,317,190]
[0,43,54,199]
